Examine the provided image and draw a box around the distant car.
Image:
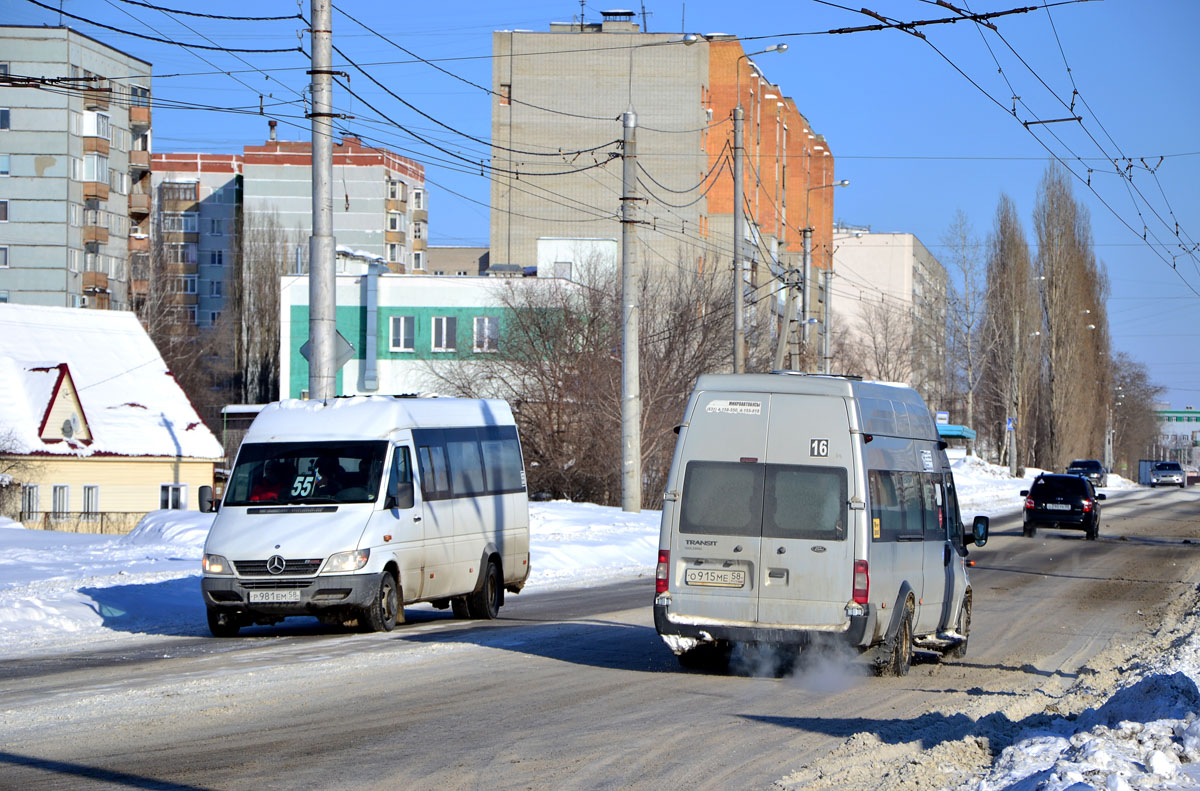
[1022,473,1105,540]
[1150,461,1186,488]
[1065,458,1108,488]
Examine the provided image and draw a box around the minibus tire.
[947,595,970,659]
[451,597,472,619]
[468,560,501,619]
[877,602,913,677]
[207,608,241,638]
[362,571,400,632]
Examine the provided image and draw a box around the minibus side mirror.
[971,515,989,547]
[386,481,414,511]
[199,485,218,513]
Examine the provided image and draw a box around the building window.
[82,111,111,140]
[390,315,415,352]
[473,316,499,353]
[186,305,197,324]
[0,64,7,76]
[388,211,403,232]
[130,84,150,107]
[387,243,401,263]
[412,190,425,210]
[160,181,198,202]
[388,179,406,201]
[166,243,197,265]
[208,218,224,235]
[412,250,424,270]
[0,200,7,222]
[52,485,69,521]
[83,153,108,182]
[160,484,187,510]
[499,83,511,106]
[431,316,457,352]
[180,275,198,295]
[0,154,9,175]
[209,280,223,297]
[162,212,198,233]
[82,485,100,522]
[208,311,221,325]
[413,222,424,240]
[20,484,38,518]
[207,250,224,267]
[0,246,8,268]
[0,109,9,130]
[0,290,7,303]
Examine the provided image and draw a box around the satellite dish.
[62,418,75,438]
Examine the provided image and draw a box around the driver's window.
[944,474,965,546]
[388,445,414,507]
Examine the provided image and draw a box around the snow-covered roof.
[0,304,223,460]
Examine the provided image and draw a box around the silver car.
[1150,461,1186,488]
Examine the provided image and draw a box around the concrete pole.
[1009,307,1019,478]
[822,268,832,374]
[308,0,337,400]
[620,110,642,513]
[801,227,812,369]
[732,105,746,374]
[772,267,798,371]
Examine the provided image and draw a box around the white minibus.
[200,396,530,636]
[654,373,988,675]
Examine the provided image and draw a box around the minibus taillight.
[852,559,869,604]
[656,550,670,594]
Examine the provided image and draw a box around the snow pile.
[528,501,660,590]
[970,608,1200,791]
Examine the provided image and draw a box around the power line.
[111,0,302,22]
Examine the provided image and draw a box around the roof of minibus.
[692,373,937,441]
[243,396,516,443]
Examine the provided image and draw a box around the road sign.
[1006,417,1015,432]
[299,330,356,372]
[936,411,950,425]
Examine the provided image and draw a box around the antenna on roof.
[579,0,585,31]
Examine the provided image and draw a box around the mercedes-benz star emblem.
[266,555,286,575]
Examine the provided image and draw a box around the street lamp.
[800,178,849,366]
[618,33,700,513]
[732,43,787,374]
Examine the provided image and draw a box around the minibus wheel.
[362,571,400,632]
[876,601,913,677]
[468,560,502,619]
[947,595,970,659]
[207,608,241,638]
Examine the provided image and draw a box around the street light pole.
[619,33,699,513]
[308,0,336,400]
[732,43,786,374]
[801,178,848,371]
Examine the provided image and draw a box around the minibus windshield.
[224,441,388,506]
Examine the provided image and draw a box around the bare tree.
[1111,353,1163,478]
[427,260,733,507]
[942,210,990,453]
[0,429,30,519]
[843,296,916,385]
[230,209,294,405]
[1034,163,1111,469]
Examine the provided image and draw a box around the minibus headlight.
[203,554,232,575]
[325,549,370,573]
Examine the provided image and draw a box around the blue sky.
[10,0,1199,410]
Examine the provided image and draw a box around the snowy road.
[2,488,1199,790]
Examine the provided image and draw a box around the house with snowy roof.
[0,304,223,532]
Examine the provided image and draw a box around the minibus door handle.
[413,515,422,523]
[776,546,786,555]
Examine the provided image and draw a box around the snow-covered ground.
[3,456,1197,790]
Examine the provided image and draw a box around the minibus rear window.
[679,461,764,536]
[762,464,847,541]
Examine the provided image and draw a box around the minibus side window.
[923,473,945,540]
[480,425,525,494]
[679,461,764,536]
[387,446,414,509]
[762,464,847,541]
[415,431,451,501]
[445,428,486,497]
[868,470,904,541]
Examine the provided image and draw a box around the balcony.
[83,136,111,157]
[385,230,406,245]
[129,192,150,215]
[129,150,150,172]
[413,209,428,224]
[83,181,110,202]
[386,198,407,214]
[128,235,149,253]
[130,104,151,130]
[412,238,427,252]
[82,224,109,246]
[81,86,110,111]
[83,271,110,294]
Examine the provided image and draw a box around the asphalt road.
[2,487,1199,791]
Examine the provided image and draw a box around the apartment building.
[830,228,949,406]
[0,26,152,311]
[149,153,241,327]
[489,12,840,352]
[243,129,427,274]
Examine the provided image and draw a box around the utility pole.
[732,104,746,374]
[620,109,642,513]
[308,0,337,400]
[772,264,799,371]
[1009,307,1020,478]
[800,226,813,369]
[822,268,832,373]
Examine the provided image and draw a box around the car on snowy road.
[1021,473,1105,540]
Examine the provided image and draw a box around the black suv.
[1065,459,1107,488]
[1021,473,1105,540]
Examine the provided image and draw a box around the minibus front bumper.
[653,599,874,649]
[202,573,378,618]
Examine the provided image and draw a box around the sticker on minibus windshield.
[705,399,762,415]
[921,449,934,471]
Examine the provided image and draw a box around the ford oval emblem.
[810,546,827,553]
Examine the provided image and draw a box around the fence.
[16,511,147,535]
